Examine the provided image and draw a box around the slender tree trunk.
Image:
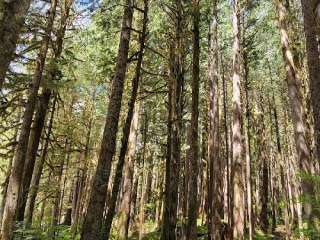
[0,0,32,89]
[270,94,291,238]
[80,1,133,239]
[71,105,93,238]
[118,101,141,240]
[275,0,318,229]
[139,151,152,240]
[258,112,269,233]
[155,163,164,229]
[49,141,71,239]
[221,56,231,228]
[102,4,147,239]
[17,91,51,221]
[0,105,21,228]
[24,97,57,228]
[243,45,253,240]
[0,1,57,238]
[17,0,73,221]
[207,0,223,239]
[231,0,244,238]
[162,1,184,239]
[186,0,200,239]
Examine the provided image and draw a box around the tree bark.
[0,0,32,89]
[118,102,141,239]
[80,1,134,239]
[275,0,318,229]
[162,1,184,239]
[17,0,73,222]
[24,96,56,228]
[301,0,320,165]
[0,0,57,238]
[186,0,200,239]
[102,3,147,238]
[207,0,223,239]
[231,0,245,238]
[243,43,253,240]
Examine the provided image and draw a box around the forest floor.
[128,222,290,240]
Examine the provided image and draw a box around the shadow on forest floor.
[129,226,290,240]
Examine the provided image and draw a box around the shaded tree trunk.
[16,89,51,222]
[0,0,57,238]
[80,1,134,239]
[162,1,184,239]
[17,0,73,221]
[301,0,320,165]
[207,0,223,239]
[186,0,200,239]
[102,3,147,237]
[24,96,57,228]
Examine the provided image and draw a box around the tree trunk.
[24,96,57,228]
[275,0,318,228]
[0,0,57,238]
[49,140,71,239]
[71,104,93,238]
[0,105,21,228]
[103,4,147,238]
[162,2,184,239]
[231,0,244,238]
[186,1,200,239]
[16,90,51,222]
[243,37,253,240]
[17,0,72,221]
[301,0,320,164]
[207,0,223,239]
[80,1,134,239]
[0,0,32,89]
[118,101,141,239]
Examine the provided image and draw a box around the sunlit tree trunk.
[207,0,223,239]
[118,102,141,239]
[275,0,318,229]
[231,0,245,238]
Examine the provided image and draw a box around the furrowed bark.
[186,0,200,239]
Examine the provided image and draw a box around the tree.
[80,1,134,239]
[162,1,185,239]
[17,0,74,222]
[186,0,200,239]
[101,1,148,237]
[231,0,245,238]
[300,0,320,165]
[1,0,57,238]
[275,0,318,230]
